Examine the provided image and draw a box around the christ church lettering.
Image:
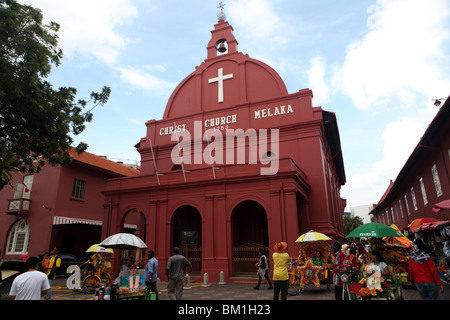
[254,104,294,119]
[159,123,187,136]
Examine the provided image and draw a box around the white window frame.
[431,164,443,197]
[403,195,410,215]
[398,199,404,218]
[419,177,428,205]
[6,219,30,255]
[411,187,418,211]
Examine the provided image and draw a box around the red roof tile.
[69,149,140,177]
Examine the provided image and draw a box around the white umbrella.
[99,233,148,249]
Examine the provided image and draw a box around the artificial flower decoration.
[298,259,322,288]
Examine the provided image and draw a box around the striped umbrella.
[295,230,331,242]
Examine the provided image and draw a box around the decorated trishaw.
[345,223,410,300]
[288,231,334,296]
[97,233,155,300]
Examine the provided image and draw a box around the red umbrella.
[432,199,450,213]
[409,217,439,232]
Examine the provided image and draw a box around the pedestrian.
[166,247,192,300]
[113,256,135,286]
[99,252,112,279]
[145,250,159,300]
[272,241,289,300]
[9,257,50,300]
[357,244,367,264]
[253,248,273,290]
[332,242,349,300]
[45,247,61,300]
[367,250,390,278]
[312,250,325,267]
[41,252,50,273]
[409,238,444,300]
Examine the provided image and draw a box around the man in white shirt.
[9,256,51,300]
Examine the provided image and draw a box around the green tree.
[0,0,111,187]
[343,214,364,237]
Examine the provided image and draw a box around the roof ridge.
[69,148,140,177]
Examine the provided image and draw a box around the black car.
[0,260,27,300]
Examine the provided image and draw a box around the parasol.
[432,199,450,213]
[86,244,114,254]
[408,217,439,232]
[383,224,412,247]
[295,230,331,242]
[346,222,402,238]
[99,233,147,250]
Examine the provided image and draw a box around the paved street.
[49,276,426,301]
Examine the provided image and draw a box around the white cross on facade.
[208,68,233,103]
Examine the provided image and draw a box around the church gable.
[163,20,288,119]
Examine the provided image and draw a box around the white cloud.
[227,0,289,46]
[307,56,330,105]
[341,105,438,207]
[116,67,177,96]
[20,0,138,64]
[336,0,450,209]
[333,0,450,110]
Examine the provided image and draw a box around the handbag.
[260,255,267,269]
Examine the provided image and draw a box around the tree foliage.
[343,214,364,237]
[0,0,111,185]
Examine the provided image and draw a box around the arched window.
[6,219,30,255]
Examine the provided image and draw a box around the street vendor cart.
[98,233,154,300]
[288,231,334,296]
[346,223,408,300]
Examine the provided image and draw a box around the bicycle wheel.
[84,275,100,293]
[287,274,302,296]
[101,272,112,286]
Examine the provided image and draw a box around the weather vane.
[218,1,225,13]
[217,1,226,21]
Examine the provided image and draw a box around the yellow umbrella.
[383,224,412,248]
[295,230,331,242]
[86,244,114,254]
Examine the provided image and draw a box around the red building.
[371,95,450,230]
[0,149,139,260]
[102,15,347,282]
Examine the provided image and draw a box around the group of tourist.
[331,238,444,300]
[253,235,444,301]
[5,236,445,300]
[8,247,62,300]
[253,241,291,300]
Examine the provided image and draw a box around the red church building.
[370,95,450,230]
[0,149,139,261]
[102,12,347,283]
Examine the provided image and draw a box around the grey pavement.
[49,276,428,301]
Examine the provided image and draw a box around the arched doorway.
[231,200,268,275]
[120,209,146,267]
[172,205,202,275]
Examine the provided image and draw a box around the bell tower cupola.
[207,2,238,59]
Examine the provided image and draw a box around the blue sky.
[19,0,450,211]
